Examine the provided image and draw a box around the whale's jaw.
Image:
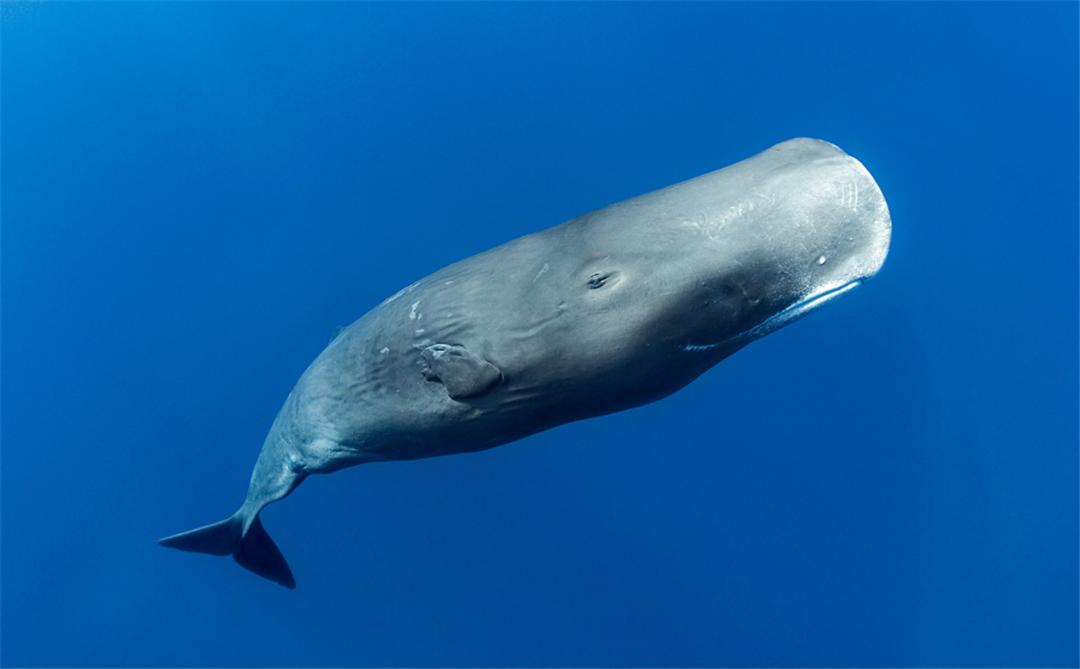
[741,278,864,341]
[682,278,863,352]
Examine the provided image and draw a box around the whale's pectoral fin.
[420,343,503,400]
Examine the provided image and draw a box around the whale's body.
[161,138,891,587]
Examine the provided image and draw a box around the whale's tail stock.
[158,511,295,589]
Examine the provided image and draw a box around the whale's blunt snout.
[842,150,891,282]
[763,138,891,304]
[697,139,893,344]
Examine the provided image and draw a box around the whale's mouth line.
[683,279,863,352]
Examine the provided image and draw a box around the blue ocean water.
[2,2,1077,666]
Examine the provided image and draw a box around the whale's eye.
[587,272,613,289]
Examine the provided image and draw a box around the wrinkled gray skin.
[162,138,891,587]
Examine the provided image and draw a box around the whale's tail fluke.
[158,512,295,589]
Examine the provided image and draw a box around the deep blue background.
[3,2,1077,667]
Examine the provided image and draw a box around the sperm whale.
[160,138,892,588]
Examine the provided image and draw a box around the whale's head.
[579,138,891,361]
[684,138,892,351]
